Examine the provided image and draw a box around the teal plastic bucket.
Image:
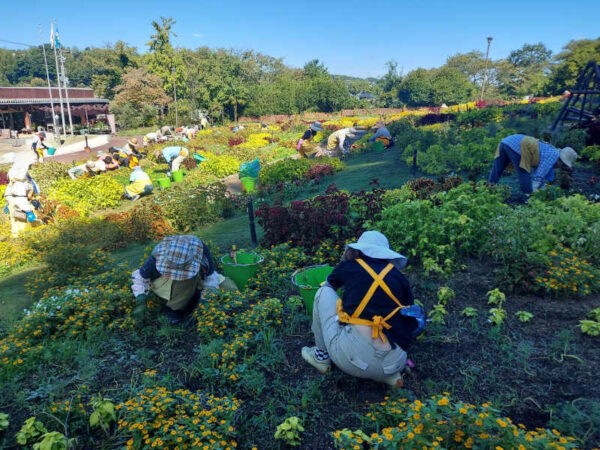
[220,251,264,290]
[46,147,56,155]
[291,265,334,315]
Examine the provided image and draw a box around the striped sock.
[314,348,329,361]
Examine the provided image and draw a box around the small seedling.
[515,311,534,323]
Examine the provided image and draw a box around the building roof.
[0,87,108,105]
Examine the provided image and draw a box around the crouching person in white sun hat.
[302,230,425,388]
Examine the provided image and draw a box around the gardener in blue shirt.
[488,134,578,194]
[369,121,393,148]
[161,146,189,176]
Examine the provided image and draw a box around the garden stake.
[247,197,258,247]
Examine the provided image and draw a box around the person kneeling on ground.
[124,165,153,201]
[161,146,189,176]
[296,121,322,158]
[369,121,394,148]
[131,235,236,324]
[67,159,107,179]
[302,231,424,388]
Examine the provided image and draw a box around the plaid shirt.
[501,134,559,183]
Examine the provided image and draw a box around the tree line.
[0,17,598,127]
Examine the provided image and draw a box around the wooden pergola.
[550,61,600,131]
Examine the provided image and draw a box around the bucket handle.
[220,252,264,267]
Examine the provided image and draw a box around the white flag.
[50,23,60,50]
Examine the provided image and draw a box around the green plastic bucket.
[291,265,334,315]
[157,177,171,189]
[172,170,184,182]
[373,141,385,153]
[240,177,257,193]
[220,251,264,290]
[46,147,56,155]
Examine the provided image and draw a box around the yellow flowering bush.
[117,386,240,449]
[536,247,600,296]
[47,176,124,216]
[236,132,273,149]
[333,394,578,449]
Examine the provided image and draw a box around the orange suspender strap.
[336,259,405,342]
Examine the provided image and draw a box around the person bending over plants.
[131,235,236,325]
[488,134,578,195]
[302,231,424,388]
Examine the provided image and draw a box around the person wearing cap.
[161,146,189,176]
[67,159,107,180]
[124,165,153,201]
[488,134,579,194]
[369,121,393,148]
[3,161,39,237]
[130,235,232,324]
[296,121,323,158]
[31,131,49,163]
[302,231,423,388]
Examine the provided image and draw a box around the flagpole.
[51,22,67,138]
[39,25,57,137]
[59,47,74,135]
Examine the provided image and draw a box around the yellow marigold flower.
[437,397,449,406]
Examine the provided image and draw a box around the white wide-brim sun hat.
[347,230,403,260]
[559,146,578,169]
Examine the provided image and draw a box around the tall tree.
[496,42,552,97]
[377,60,402,107]
[547,38,600,94]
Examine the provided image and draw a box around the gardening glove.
[132,294,148,320]
[31,199,42,210]
[531,180,542,192]
[26,211,36,222]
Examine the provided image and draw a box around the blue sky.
[2,0,599,78]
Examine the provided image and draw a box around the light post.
[480,36,493,102]
[172,67,178,128]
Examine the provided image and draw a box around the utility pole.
[50,22,67,137]
[480,36,493,102]
[172,67,178,128]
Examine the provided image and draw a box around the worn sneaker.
[382,372,404,389]
[301,346,331,374]
[130,194,141,201]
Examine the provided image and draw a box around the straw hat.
[310,121,323,132]
[151,235,204,281]
[559,147,578,169]
[128,138,138,146]
[179,148,189,157]
[347,231,403,260]
[85,160,96,170]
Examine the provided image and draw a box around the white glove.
[531,180,542,192]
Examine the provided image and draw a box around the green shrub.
[46,176,124,216]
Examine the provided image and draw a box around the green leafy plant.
[274,416,304,447]
[437,286,455,304]
[33,431,72,450]
[461,306,478,317]
[580,308,600,336]
[428,303,448,325]
[0,412,8,432]
[89,397,117,433]
[487,288,506,306]
[515,310,534,322]
[16,417,48,446]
